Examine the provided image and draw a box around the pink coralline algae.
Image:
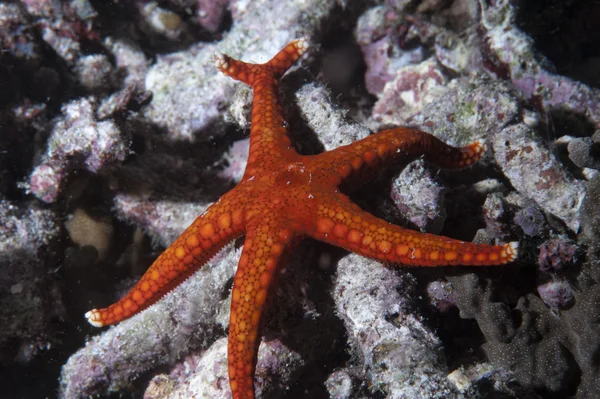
[372,58,448,126]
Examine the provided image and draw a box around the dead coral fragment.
[29,98,129,203]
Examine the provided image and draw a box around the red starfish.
[86,39,518,399]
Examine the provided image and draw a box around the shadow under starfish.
[86,38,518,399]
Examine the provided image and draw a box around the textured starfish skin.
[86,39,518,399]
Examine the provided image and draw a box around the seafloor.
[1,0,599,398]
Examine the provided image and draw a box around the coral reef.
[2,0,600,397]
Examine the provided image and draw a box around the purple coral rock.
[396,78,519,146]
[492,123,586,232]
[480,0,600,128]
[114,194,210,249]
[0,3,40,60]
[145,337,302,399]
[196,0,230,33]
[29,98,129,203]
[537,279,574,309]
[427,280,457,312]
[104,37,149,88]
[514,204,546,237]
[34,0,98,65]
[355,6,426,96]
[538,239,578,274]
[29,163,64,204]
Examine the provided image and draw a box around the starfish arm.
[215,38,309,85]
[309,192,518,267]
[215,39,309,178]
[228,218,297,399]
[85,193,247,327]
[310,127,486,190]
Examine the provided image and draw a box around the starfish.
[86,39,518,399]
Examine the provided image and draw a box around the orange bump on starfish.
[86,38,518,399]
